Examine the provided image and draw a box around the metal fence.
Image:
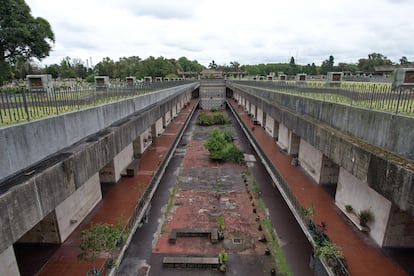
[0,80,196,126]
[232,80,414,116]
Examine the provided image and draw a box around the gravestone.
[95,76,109,90]
[27,74,53,93]
[326,72,343,87]
[296,73,307,83]
[126,76,136,86]
[279,74,287,81]
[392,68,414,89]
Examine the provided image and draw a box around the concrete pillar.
[133,128,152,157]
[172,104,177,118]
[265,116,279,139]
[245,100,250,112]
[152,117,164,138]
[257,108,263,126]
[55,172,102,242]
[277,123,289,150]
[249,104,256,118]
[0,246,20,276]
[287,131,300,156]
[164,110,172,127]
[299,139,339,185]
[336,168,392,246]
[100,143,134,183]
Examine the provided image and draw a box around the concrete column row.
[234,92,414,249]
[1,95,192,276]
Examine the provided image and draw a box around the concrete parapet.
[0,83,197,183]
[233,86,414,216]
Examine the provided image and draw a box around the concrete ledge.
[163,256,219,268]
[168,228,218,244]
[335,202,369,232]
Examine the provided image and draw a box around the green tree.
[0,0,54,84]
[400,56,409,65]
[320,55,335,75]
[357,52,392,73]
[44,64,59,78]
[208,60,218,69]
[288,56,298,75]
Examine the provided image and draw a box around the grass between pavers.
[247,174,292,276]
[160,182,179,234]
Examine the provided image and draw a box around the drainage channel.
[116,106,313,276]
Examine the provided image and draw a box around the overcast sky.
[25,0,414,68]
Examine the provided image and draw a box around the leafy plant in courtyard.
[196,111,231,126]
[300,204,315,220]
[358,209,373,226]
[204,128,244,163]
[78,222,123,274]
[316,240,345,268]
[218,249,228,272]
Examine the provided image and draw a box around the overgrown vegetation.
[204,128,244,163]
[196,110,231,126]
[78,222,123,274]
[316,240,345,269]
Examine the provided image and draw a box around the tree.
[400,56,409,65]
[208,60,218,69]
[357,52,392,73]
[78,223,123,274]
[0,0,55,84]
[320,55,335,75]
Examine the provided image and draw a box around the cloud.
[25,0,414,67]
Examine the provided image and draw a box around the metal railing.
[227,100,349,276]
[0,80,196,126]
[232,80,414,116]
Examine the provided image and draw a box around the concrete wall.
[0,246,19,276]
[336,168,392,246]
[55,173,101,242]
[17,211,60,243]
[278,124,289,150]
[257,108,264,126]
[153,117,164,137]
[299,139,323,183]
[233,84,414,161]
[383,205,414,247]
[233,85,414,216]
[113,143,134,183]
[0,86,194,254]
[265,116,276,137]
[0,83,197,183]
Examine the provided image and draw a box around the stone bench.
[163,256,219,268]
[168,228,218,244]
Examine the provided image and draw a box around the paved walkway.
[229,98,407,276]
[34,97,408,276]
[37,100,197,276]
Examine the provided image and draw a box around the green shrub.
[196,111,230,126]
[204,128,244,163]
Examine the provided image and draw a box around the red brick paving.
[37,100,198,276]
[229,98,407,276]
[36,96,408,276]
